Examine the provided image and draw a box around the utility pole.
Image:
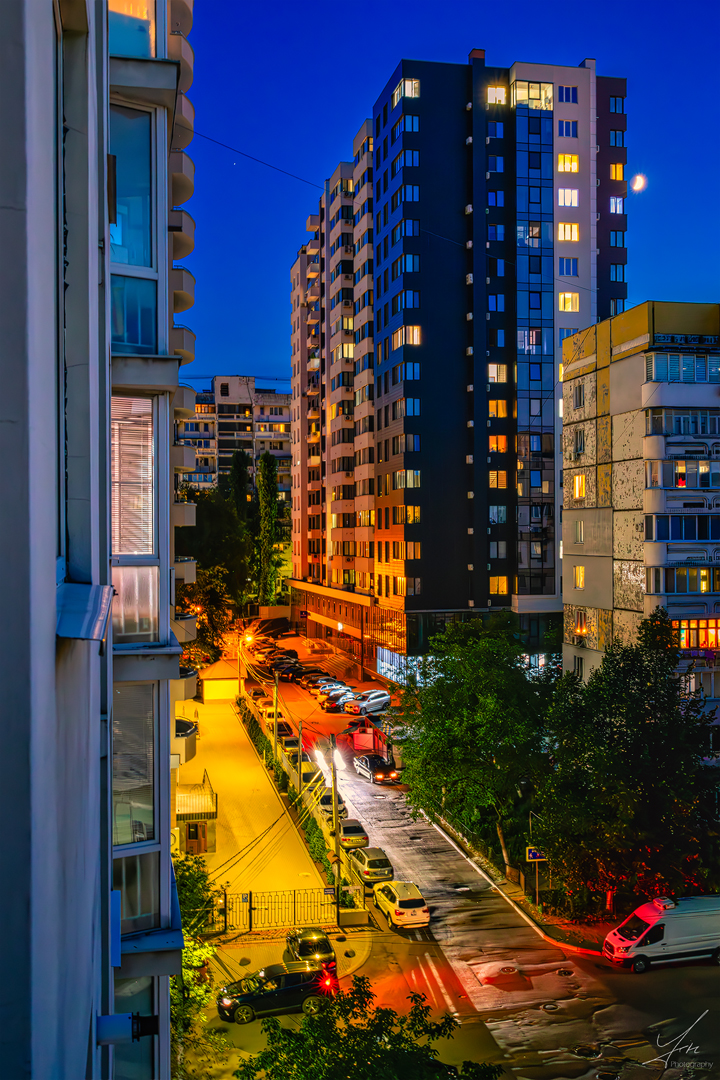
[298,718,303,797]
[272,670,279,759]
[330,734,341,872]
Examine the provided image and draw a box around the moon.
[630,174,647,193]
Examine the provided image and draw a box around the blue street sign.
[324,887,335,896]
[526,846,547,862]
[242,893,249,903]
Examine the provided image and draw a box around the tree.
[394,617,551,867]
[537,607,720,900]
[171,856,228,1078]
[256,451,280,604]
[175,484,253,608]
[233,976,501,1080]
[226,449,253,524]
[177,567,233,668]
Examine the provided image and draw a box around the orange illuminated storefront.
[672,619,720,650]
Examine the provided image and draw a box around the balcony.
[172,91,194,150]
[171,609,197,643]
[174,555,197,584]
[307,431,320,444]
[168,31,194,93]
[308,455,321,467]
[307,357,320,371]
[171,500,196,528]
[307,307,320,325]
[171,266,195,313]
[172,716,197,764]
[307,408,320,420]
[172,385,195,417]
[170,150,194,205]
[170,324,195,364]
[307,282,320,300]
[169,0,193,36]
[169,208,195,260]
[171,443,196,472]
[306,261,320,279]
[306,235,320,256]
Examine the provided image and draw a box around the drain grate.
[557,968,574,977]
[499,966,516,974]
[542,1002,560,1012]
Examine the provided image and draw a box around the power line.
[177,123,323,190]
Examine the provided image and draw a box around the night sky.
[182,0,720,389]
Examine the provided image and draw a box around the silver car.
[349,846,393,882]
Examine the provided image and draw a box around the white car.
[343,690,391,715]
[310,681,347,698]
[372,881,430,929]
[318,792,348,822]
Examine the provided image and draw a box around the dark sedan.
[285,928,337,974]
[353,754,399,784]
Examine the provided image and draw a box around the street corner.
[468,957,614,1019]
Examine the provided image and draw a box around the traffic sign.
[241,893,249,903]
[323,887,335,896]
[526,846,547,862]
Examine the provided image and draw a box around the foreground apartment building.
[562,302,720,684]
[182,375,291,494]
[290,49,626,677]
[1,1,198,1075]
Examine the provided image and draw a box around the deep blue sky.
[182,0,719,388]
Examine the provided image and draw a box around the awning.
[56,583,114,641]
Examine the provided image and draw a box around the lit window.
[390,325,421,350]
[558,154,579,173]
[558,222,579,241]
[490,576,509,594]
[392,78,420,107]
[575,610,587,633]
[512,81,553,109]
[488,363,507,383]
[573,565,585,589]
[558,188,578,207]
[610,163,624,180]
[489,471,507,488]
[489,399,507,418]
[559,292,579,312]
[610,196,624,214]
[573,474,586,499]
[487,86,506,104]
[489,435,507,453]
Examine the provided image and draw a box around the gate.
[207,886,343,934]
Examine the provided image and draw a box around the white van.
[603,895,720,973]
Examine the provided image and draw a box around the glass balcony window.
[110,106,152,267]
[113,851,160,935]
[109,0,156,59]
[111,275,157,356]
[112,565,159,644]
[112,683,155,846]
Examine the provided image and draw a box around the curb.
[423,813,604,957]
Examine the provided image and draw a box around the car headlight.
[220,997,233,1006]
[615,946,630,954]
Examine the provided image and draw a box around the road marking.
[415,954,439,1007]
[424,951,459,1016]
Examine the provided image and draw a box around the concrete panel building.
[290,50,626,677]
[561,302,720,685]
[1,1,198,1075]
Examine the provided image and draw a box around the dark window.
[220,383,229,397]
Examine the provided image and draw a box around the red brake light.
[363,869,370,875]
[394,909,403,916]
[324,978,331,986]
[389,772,398,778]
[375,773,384,779]
[421,907,429,913]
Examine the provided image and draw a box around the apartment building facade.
[290,51,626,677]
[1,1,198,1075]
[562,302,720,685]
[181,376,291,494]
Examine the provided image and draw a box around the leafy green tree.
[233,976,501,1080]
[177,567,233,668]
[394,617,551,867]
[226,449,253,524]
[176,484,253,608]
[537,608,720,899]
[171,856,228,1078]
[256,451,280,604]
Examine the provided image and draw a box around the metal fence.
[206,886,349,934]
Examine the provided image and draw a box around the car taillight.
[389,772,398,778]
[375,773,385,779]
[394,909,403,916]
[363,869,370,875]
[421,907,429,914]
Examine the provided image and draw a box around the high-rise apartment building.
[182,376,291,494]
[562,303,720,683]
[2,1,198,1075]
[290,50,626,677]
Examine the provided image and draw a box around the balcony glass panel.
[111,396,155,555]
[113,851,160,935]
[110,106,152,267]
[111,275,157,356]
[113,683,155,846]
[108,0,156,58]
[112,565,159,644]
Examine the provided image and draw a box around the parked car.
[318,791,348,822]
[297,667,329,680]
[343,690,391,715]
[353,755,399,785]
[338,818,369,849]
[267,718,293,739]
[372,881,430,929]
[246,687,265,701]
[299,672,333,687]
[278,667,304,682]
[311,681,348,698]
[349,846,393,883]
[321,692,357,713]
[316,685,353,703]
[288,749,313,768]
[257,696,273,711]
[603,895,720,973]
[216,962,335,1024]
[285,928,337,974]
[280,734,301,751]
[262,706,287,724]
